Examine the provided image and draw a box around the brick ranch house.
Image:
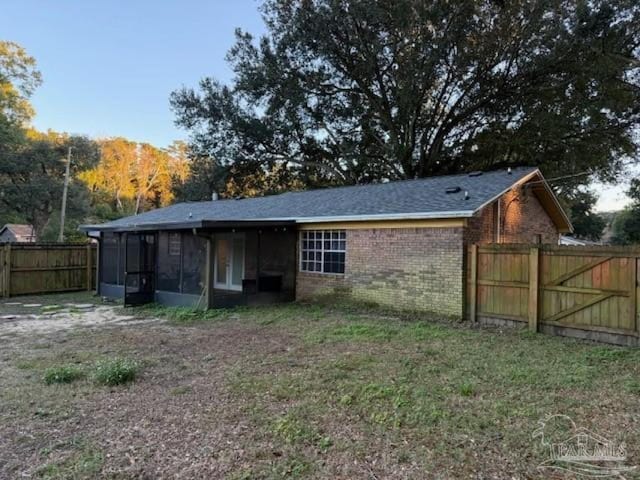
[81,167,572,318]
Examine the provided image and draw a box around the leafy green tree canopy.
[0,131,100,236]
[0,40,43,163]
[563,189,606,241]
[0,40,42,125]
[612,177,640,245]
[171,0,640,194]
[0,41,190,239]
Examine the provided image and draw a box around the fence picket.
[0,243,96,297]
[469,245,478,323]
[528,247,539,332]
[4,243,11,297]
[468,244,640,346]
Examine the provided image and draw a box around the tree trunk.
[134,194,142,215]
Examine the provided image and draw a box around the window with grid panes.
[300,230,346,274]
[168,233,181,256]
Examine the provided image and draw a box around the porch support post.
[205,236,213,308]
[631,255,637,337]
[123,233,128,305]
[256,230,261,293]
[95,235,101,296]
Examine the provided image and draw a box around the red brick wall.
[294,186,559,317]
[465,186,559,245]
[465,202,498,245]
[296,227,465,318]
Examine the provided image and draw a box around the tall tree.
[0,130,100,236]
[133,143,174,214]
[562,189,606,241]
[0,40,42,206]
[171,153,228,202]
[0,43,102,238]
[166,140,192,188]
[172,0,640,195]
[96,138,137,212]
[612,177,640,244]
[0,40,42,126]
[80,138,191,216]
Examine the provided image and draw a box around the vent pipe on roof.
[507,167,512,175]
[211,192,219,201]
[464,190,470,200]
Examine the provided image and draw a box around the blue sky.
[0,0,266,147]
[0,1,632,211]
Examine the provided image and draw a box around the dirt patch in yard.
[2,296,640,479]
[0,292,157,338]
[0,305,143,337]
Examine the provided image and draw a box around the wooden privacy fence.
[467,244,640,346]
[1,243,97,298]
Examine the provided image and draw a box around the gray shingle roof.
[0,224,35,237]
[83,167,540,231]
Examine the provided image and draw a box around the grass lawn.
[1,294,640,478]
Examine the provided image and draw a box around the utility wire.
[524,171,592,186]
[525,160,640,187]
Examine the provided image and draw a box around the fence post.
[528,246,540,332]
[631,256,637,337]
[3,243,11,298]
[0,244,4,298]
[469,244,478,323]
[86,244,93,292]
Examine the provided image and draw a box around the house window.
[300,230,346,274]
[168,233,181,256]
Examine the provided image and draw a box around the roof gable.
[0,224,35,237]
[522,172,573,233]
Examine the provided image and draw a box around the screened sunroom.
[95,224,297,308]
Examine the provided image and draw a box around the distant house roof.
[81,167,572,233]
[0,224,36,239]
[559,235,601,246]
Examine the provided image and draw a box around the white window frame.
[299,230,346,275]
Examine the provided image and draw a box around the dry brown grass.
[1,295,640,479]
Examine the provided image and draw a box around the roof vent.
[211,192,219,201]
[188,212,193,218]
[464,190,470,200]
[469,171,483,177]
[445,186,461,194]
[507,167,512,175]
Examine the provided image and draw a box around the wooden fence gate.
[1,243,97,298]
[467,244,639,346]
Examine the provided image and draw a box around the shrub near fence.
[0,243,97,297]
[467,244,640,346]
